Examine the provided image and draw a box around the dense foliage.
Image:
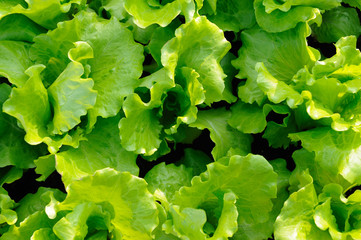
[1,0,361,239]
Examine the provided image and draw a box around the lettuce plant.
[1,0,361,239]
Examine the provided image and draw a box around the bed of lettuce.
[1,0,361,239]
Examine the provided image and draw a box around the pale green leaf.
[56,116,138,187]
[56,169,158,240]
[162,16,231,105]
[190,108,252,160]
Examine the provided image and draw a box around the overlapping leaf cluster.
[1,0,361,239]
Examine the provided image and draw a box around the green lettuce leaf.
[165,124,202,145]
[53,202,112,240]
[34,154,56,182]
[19,196,112,239]
[0,0,84,29]
[162,16,231,105]
[219,52,238,104]
[118,68,175,156]
[56,115,138,187]
[173,154,277,238]
[274,170,331,240]
[164,67,205,134]
[2,64,85,153]
[163,205,209,239]
[256,62,304,108]
[30,11,144,118]
[119,93,163,156]
[50,169,158,240]
[3,65,51,145]
[232,23,318,105]
[312,6,361,43]
[1,211,59,240]
[0,167,23,187]
[0,83,42,169]
[1,187,65,240]
[253,36,361,131]
[0,14,46,42]
[120,66,205,156]
[254,0,340,32]
[124,0,181,28]
[201,0,216,13]
[0,188,17,226]
[0,120,38,170]
[0,41,33,87]
[148,23,177,66]
[47,59,97,135]
[128,21,159,45]
[161,84,192,131]
[344,0,361,9]
[228,101,268,134]
[262,0,341,13]
[15,187,65,224]
[190,108,252,160]
[144,162,192,201]
[2,61,90,153]
[300,36,361,131]
[204,0,256,32]
[312,36,361,79]
[164,192,238,240]
[300,77,361,131]
[276,172,361,239]
[290,127,361,185]
[228,101,291,135]
[262,109,298,149]
[124,0,199,28]
[31,228,57,239]
[177,148,212,176]
[288,36,361,131]
[290,149,351,193]
[234,158,291,240]
[314,184,361,239]
[88,0,128,21]
[152,200,180,240]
